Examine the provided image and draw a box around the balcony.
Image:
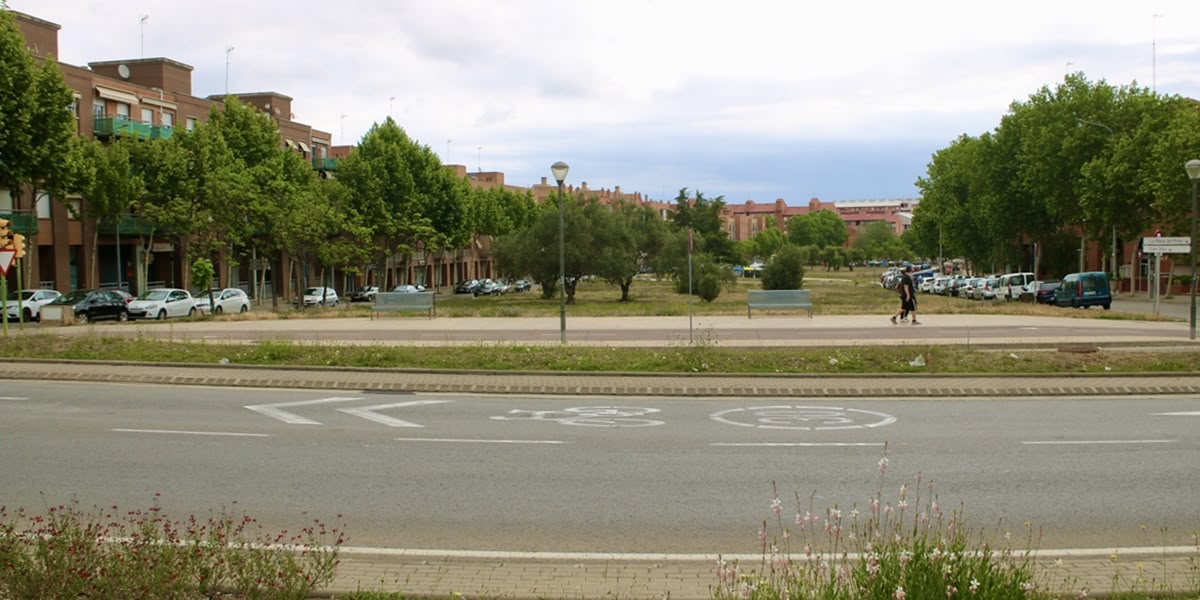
[0,212,38,235]
[98,215,154,236]
[150,126,174,140]
[311,157,338,171]
[93,116,152,141]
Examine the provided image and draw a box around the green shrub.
[762,244,807,290]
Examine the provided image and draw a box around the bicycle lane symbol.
[491,406,664,428]
[710,405,896,431]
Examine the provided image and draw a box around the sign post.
[1143,237,1192,316]
[0,249,13,337]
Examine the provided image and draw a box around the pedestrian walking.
[891,266,920,325]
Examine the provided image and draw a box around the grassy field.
[3,270,1197,374]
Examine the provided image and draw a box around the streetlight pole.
[551,161,570,345]
[1185,159,1200,340]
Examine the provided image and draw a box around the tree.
[743,224,785,264]
[588,200,665,301]
[77,139,143,288]
[670,188,738,263]
[761,244,806,290]
[786,209,848,249]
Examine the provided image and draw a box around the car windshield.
[304,288,326,295]
[55,290,91,304]
[138,290,170,301]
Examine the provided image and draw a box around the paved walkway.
[3,312,1199,599]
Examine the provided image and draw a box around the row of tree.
[907,73,1200,276]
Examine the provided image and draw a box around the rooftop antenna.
[139,15,149,57]
[224,46,234,94]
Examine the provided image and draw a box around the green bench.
[746,289,813,318]
[372,292,436,319]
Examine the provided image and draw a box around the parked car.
[454,279,480,294]
[959,277,981,300]
[298,287,339,307]
[1031,279,1061,304]
[390,284,423,294]
[3,289,62,322]
[999,272,1036,301]
[348,286,379,302]
[129,288,197,321]
[979,275,1001,300]
[52,289,130,323]
[103,288,135,306]
[512,279,531,293]
[473,279,504,296]
[194,287,251,314]
[1054,272,1111,309]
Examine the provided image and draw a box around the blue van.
[1052,271,1111,310]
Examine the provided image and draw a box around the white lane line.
[713,442,886,447]
[395,437,567,445]
[113,428,270,438]
[246,396,364,425]
[1153,411,1200,416]
[338,400,450,428]
[1022,439,1176,445]
[0,397,31,400]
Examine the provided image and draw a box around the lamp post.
[1185,159,1200,340]
[551,161,570,345]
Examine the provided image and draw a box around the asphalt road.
[3,380,1197,553]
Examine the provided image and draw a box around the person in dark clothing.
[891,266,920,325]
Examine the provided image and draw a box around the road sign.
[0,249,13,275]
[1142,236,1191,254]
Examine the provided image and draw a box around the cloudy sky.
[20,1,1200,205]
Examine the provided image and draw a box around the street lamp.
[1185,159,1200,340]
[551,161,570,345]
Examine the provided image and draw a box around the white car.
[194,287,251,314]
[299,286,339,307]
[3,289,62,323]
[128,288,197,321]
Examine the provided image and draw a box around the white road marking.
[338,400,450,427]
[712,442,886,447]
[394,437,567,445]
[245,396,365,425]
[0,396,31,400]
[1022,439,1176,445]
[1153,411,1200,416]
[113,428,270,438]
[711,405,897,430]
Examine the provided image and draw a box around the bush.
[761,244,807,290]
[0,497,344,600]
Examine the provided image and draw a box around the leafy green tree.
[691,253,735,302]
[587,200,665,301]
[491,194,593,304]
[761,244,806,290]
[670,188,737,263]
[76,139,143,288]
[854,221,909,261]
[128,136,196,290]
[786,209,848,249]
[744,224,785,264]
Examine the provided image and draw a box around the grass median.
[4,273,1197,374]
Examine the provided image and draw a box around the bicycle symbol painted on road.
[711,405,896,431]
[491,406,664,428]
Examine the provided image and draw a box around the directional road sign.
[1143,236,1192,255]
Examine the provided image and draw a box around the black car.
[53,289,129,324]
[1035,280,1060,304]
[454,279,480,294]
[348,286,379,302]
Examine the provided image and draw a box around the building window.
[93,100,105,118]
[141,107,154,124]
[186,117,197,131]
[162,112,173,128]
[115,103,131,120]
[36,191,52,219]
[69,97,79,119]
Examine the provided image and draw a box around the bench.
[746,289,813,318]
[371,292,436,319]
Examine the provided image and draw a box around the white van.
[999,272,1035,301]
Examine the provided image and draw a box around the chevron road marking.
[245,396,365,425]
[338,400,450,427]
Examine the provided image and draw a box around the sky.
[18,1,1200,205]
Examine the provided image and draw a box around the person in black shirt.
[890,266,920,325]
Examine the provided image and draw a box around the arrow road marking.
[246,397,365,425]
[337,400,450,427]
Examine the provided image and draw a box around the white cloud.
[19,0,1200,203]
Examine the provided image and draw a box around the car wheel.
[117,310,128,322]
[187,307,196,317]
[76,312,89,324]
[23,308,34,322]
[215,306,224,315]
[1103,303,1111,310]
[239,304,248,313]
[157,310,167,320]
